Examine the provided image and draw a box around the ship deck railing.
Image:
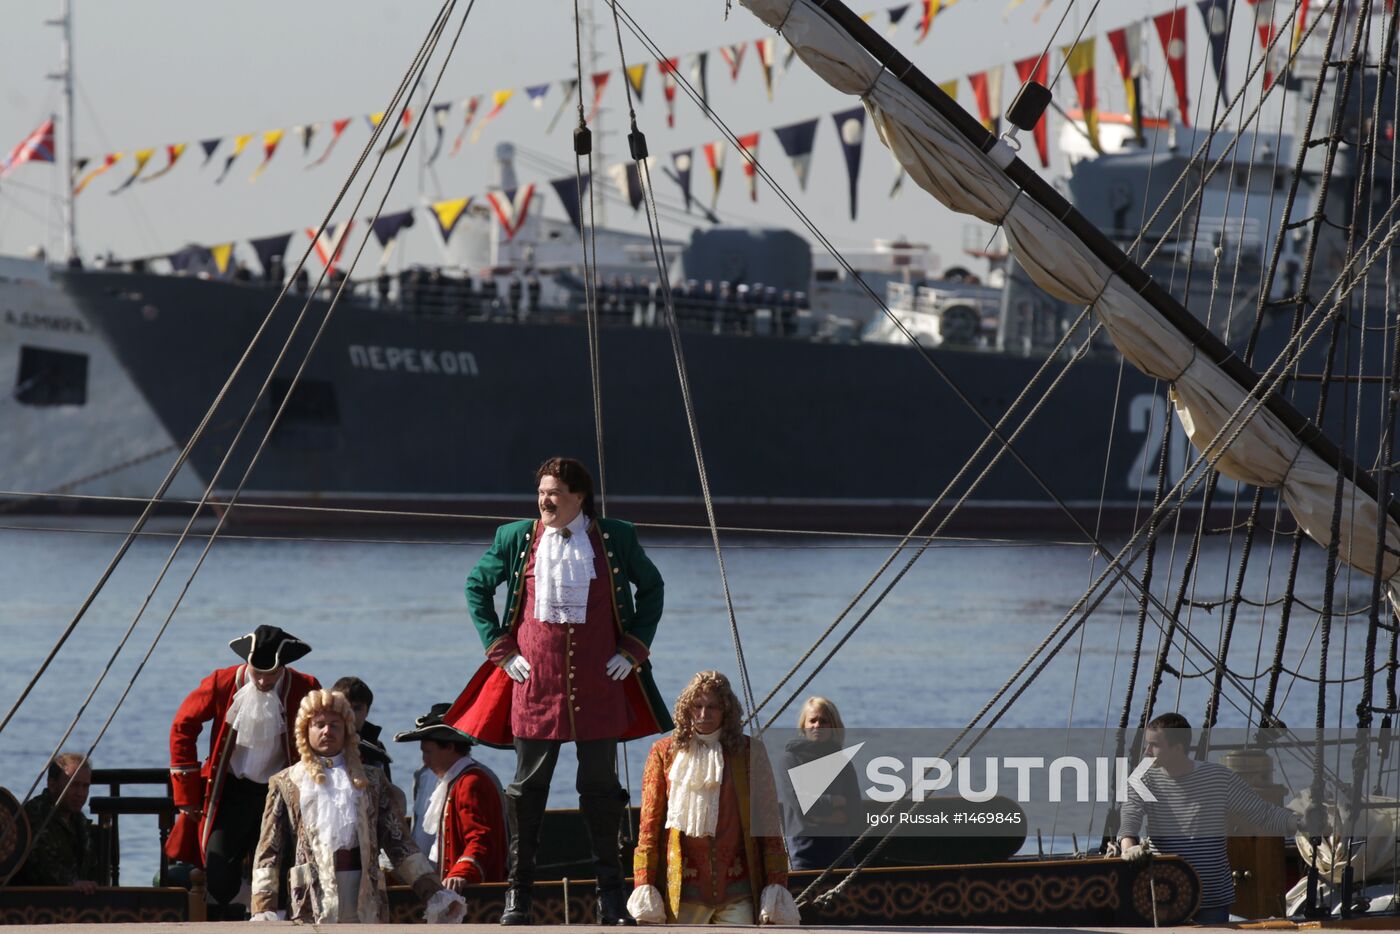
[87,766,175,887]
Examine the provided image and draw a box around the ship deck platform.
[3,922,1389,932]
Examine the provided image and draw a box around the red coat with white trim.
[438,761,508,884]
[166,664,320,866]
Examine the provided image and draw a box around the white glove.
[759,884,801,925]
[606,652,633,680]
[424,888,467,924]
[1121,840,1154,864]
[250,910,286,922]
[502,654,531,682]
[626,884,666,924]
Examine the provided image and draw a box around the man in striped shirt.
[1119,712,1305,925]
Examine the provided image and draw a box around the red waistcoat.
[511,530,631,741]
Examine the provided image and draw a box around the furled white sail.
[739,0,1400,599]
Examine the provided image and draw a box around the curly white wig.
[294,689,368,788]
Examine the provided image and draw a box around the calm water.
[0,516,1380,882]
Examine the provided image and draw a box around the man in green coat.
[448,457,671,926]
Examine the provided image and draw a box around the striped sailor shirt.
[1119,760,1299,908]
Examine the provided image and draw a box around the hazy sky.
[1,0,1204,275]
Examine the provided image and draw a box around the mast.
[46,0,77,263]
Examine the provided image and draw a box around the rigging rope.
[0,520,1084,551]
[1359,0,1400,734]
[602,0,759,721]
[747,0,1336,730]
[1206,492,1265,726]
[1131,411,1177,728]
[0,487,1093,545]
[609,0,1322,735]
[1158,0,1271,737]
[799,194,1400,904]
[0,0,460,743]
[573,0,609,517]
[3,0,474,881]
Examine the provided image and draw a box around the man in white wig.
[250,689,466,924]
[628,671,800,925]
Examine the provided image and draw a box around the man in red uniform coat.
[448,457,671,926]
[396,703,508,889]
[167,625,319,914]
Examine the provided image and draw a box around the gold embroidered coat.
[251,763,439,923]
[633,735,789,920]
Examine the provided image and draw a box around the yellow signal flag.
[128,148,154,179]
[215,134,253,184]
[144,143,187,182]
[430,196,473,242]
[917,0,942,43]
[1061,38,1101,152]
[73,152,122,196]
[625,63,647,101]
[471,89,514,145]
[250,129,285,181]
[108,149,154,195]
[210,242,235,276]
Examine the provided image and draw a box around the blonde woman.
[250,690,465,924]
[628,671,799,925]
[781,697,861,871]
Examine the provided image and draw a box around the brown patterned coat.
[251,763,439,923]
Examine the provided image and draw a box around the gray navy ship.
[49,99,1379,534]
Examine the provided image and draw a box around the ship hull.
[0,258,203,510]
[59,270,1269,534]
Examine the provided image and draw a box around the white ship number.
[1126,393,1238,495]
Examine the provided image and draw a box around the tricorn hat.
[394,702,474,744]
[229,625,311,672]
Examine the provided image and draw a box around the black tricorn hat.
[229,625,311,672]
[394,702,473,744]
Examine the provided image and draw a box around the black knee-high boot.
[501,790,548,925]
[580,791,635,925]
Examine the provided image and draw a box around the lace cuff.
[424,889,467,924]
[760,884,801,925]
[626,884,666,924]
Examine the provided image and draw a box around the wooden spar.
[776,0,1400,527]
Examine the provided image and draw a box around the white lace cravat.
[533,512,595,624]
[423,755,474,866]
[298,756,361,854]
[225,671,285,782]
[665,730,725,838]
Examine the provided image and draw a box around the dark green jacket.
[15,790,99,886]
[465,517,664,662]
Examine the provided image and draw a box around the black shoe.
[208,903,249,922]
[500,886,533,926]
[597,887,636,926]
